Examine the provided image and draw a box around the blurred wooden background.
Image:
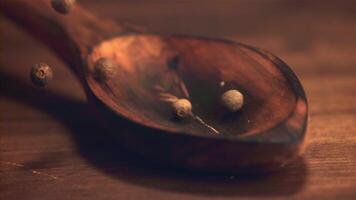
[1,0,356,199]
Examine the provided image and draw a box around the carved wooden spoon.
[0,0,308,173]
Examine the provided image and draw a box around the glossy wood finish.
[87,35,307,171]
[1,0,356,199]
[0,0,307,172]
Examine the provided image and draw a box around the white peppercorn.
[172,98,192,119]
[221,89,244,112]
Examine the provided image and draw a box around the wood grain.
[1,0,356,199]
[0,0,308,171]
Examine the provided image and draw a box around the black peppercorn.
[93,58,116,81]
[51,0,76,14]
[30,63,53,87]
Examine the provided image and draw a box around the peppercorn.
[51,0,76,14]
[93,58,116,81]
[221,89,244,112]
[172,98,192,119]
[30,63,53,87]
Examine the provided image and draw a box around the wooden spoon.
[0,0,308,173]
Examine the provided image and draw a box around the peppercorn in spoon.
[0,0,308,173]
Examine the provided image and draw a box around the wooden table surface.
[1,0,356,199]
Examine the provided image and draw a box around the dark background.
[1,0,356,199]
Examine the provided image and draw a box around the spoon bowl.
[87,34,307,172]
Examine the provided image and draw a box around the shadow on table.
[0,69,308,197]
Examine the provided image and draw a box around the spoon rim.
[86,33,308,144]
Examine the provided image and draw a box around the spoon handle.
[0,0,126,77]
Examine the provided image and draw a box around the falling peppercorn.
[30,63,53,87]
[221,89,244,112]
[51,0,76,14]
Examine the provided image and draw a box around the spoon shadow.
[0,68,308,197]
